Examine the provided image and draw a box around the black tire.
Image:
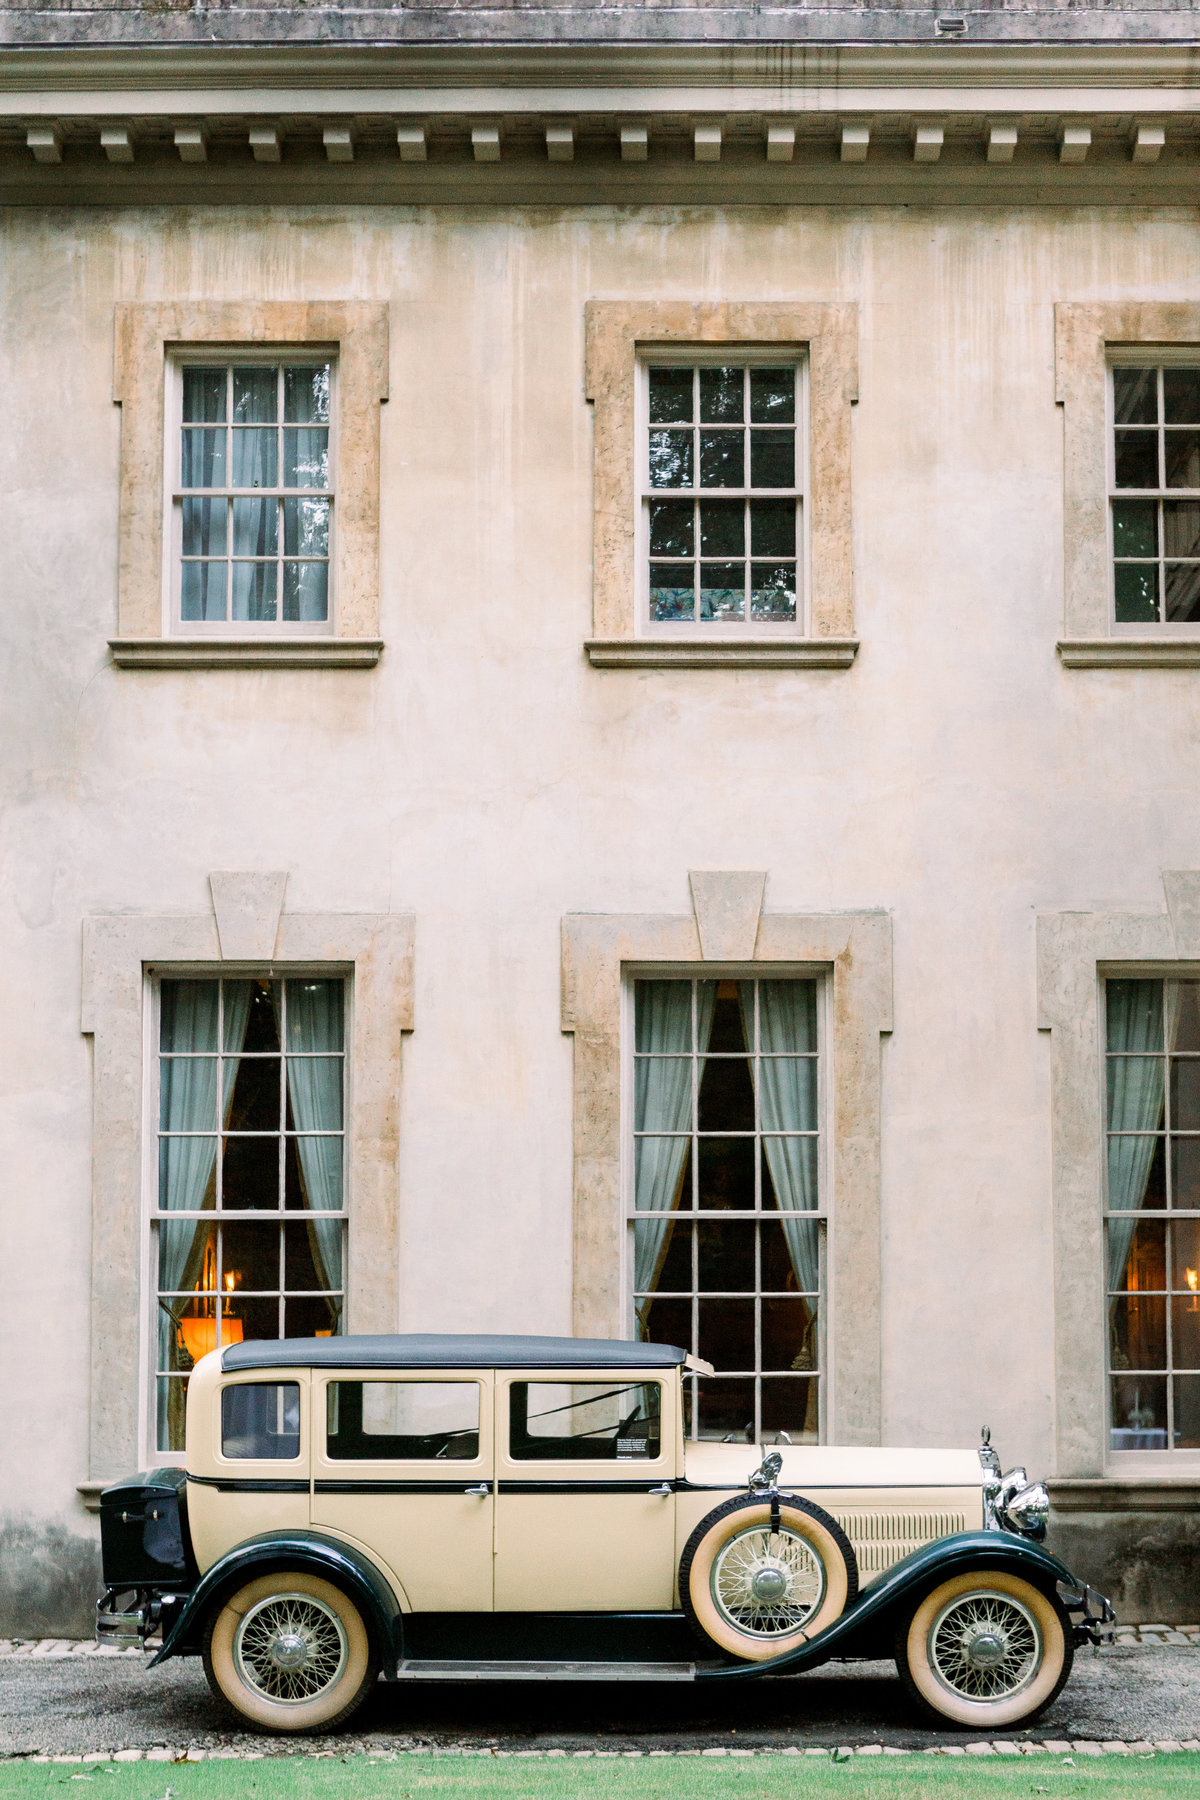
[202,1570,380,1734]
[679,1492,859,1661]
[894,1570,1074,1730]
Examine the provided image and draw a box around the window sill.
[1058,638,1200,668]
[109,638,383,670]
[585,638,859,670]
[1049,1476,1200,1511]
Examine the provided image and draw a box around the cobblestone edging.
[4,1741,1200,1763]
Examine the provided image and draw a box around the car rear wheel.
[895,1570,1073,1730]
[679,1493,858,1661]
[203,1570,379,1733]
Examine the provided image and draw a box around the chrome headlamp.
[979,1430,1050,1541]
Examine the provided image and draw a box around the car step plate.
[392,1659,698,1682]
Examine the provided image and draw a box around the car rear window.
[326,1380,481,1460]
[509,1381,661,1460]
[221,1382,301,1460]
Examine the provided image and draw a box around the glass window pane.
[290,1059,345,1132]
[221,1134,280,1210]
[283,562,329,623]
[698,1056,755,1132]
[1114,563,1159,622]
[635,980,694,1054]
[696,1376,754,1442]
[231,428,278,490]
[238,982,281,1052]
[700,500,744,557]
[1165,564,1200,623]
[1174,1137,1200,1211]
[699,367,743,423]
[696,1220,755,1292]
[286,979,344,1051]
[221,1219,282,1293]
[283,428,330,490]
[232,561,278,623]
[156,1376,189,1454]
[635,1137,692,1215]
[1172,1059,1200,1131]
[1113,367,1158,424]
[648,368,693,424]
[1163,500,1200,557]
[1107,1056,1164,1130]
[761,1377,817,1444]
[648,430,693,489]
[1112,499,1158,557]
[708,987,746,1053]
[1114,430,1159,488]
[1171,1217,1200,1288]
[750,499,796,557]
[638,1294,691,1351]
[750,430,795,489]
[1172,982,1200,1051]
[221,1383,300,1459]
[1108,1217,1165,1291]
[1108,1133,1166,1213]
[1108,979,1165,1052]
[1110,1374,1167,1450]
[1109,1293,1166,1369]
[159,1058,218,1133]
[282,497,330,558]
[648,501,693,557]
[750,368,795,425]
[231,497,278,557]
[699,563,745,621]
[327,1381,479,1461]
[182,367,226,424]
[226,1056,280,1134]
[1163,368,1200,425]
[761,979,818,1054]
[284,365,330,425]
[181,428,226,490]
[698,1298,755,1370]
[750,565,797,621]
[232,366,278,424]
[158,1138,217,1214]
[181,498,227,557]
[1173,1374,1200,1448]
[285,1294,342,1337]
[699,431,744,488]
[762,1140,819,1216]
[510,1381,662,1460]
[645,1218,692,1294]
[762,1297,818,1371]
[761,1217,816,1291]
[284,1218,342,1291]
[1165,430,1200,488]
[697,1136,755,1210]
[161,980,219,1052]
[649,567,694,622]
[1171,1296,1200,1371]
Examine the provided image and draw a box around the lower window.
[1106,976,1200,1453]
[630,976,823,1444]
[153,974,346,1452]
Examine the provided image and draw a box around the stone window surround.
[583,302,859,670]
[1056,302,1200,669]
[561,873,891,1444]
[1037,869,1200,1486]
[79,872,414,1500]
[110,301,388,670]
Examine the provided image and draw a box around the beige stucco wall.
[4,198,1200,1626]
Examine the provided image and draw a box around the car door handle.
[649,1484,673,1497]
[464,1483,491,1497]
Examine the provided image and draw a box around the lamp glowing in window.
[1187,1268,1198,1312]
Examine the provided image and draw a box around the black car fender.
[150,1529,405,1677]
[697,1530,1084,1682]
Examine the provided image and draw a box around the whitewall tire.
[895,1570,1073,1730]
[203,1570,379,1734]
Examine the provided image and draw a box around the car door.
[492,1370,677,1611]
[311,1369,495,1611]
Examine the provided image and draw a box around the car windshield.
[509,1380,662,1460]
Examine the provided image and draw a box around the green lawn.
[0,1754,1198,1800]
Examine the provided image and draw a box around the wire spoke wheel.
[234,1592,349,1704]
[929,1590,1042,1703]
[710,1523,827,1638]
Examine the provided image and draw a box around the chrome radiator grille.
[833,1512,968,1576]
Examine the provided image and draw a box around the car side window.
[221,1382,301,1460]
[326,1380,481,1460]
[509,1381,662,1461]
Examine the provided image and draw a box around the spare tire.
[679,1492,858,1661]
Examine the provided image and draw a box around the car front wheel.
[203,1570,379,1734]
[895,1570,1073,1730]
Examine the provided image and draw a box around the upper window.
[326,1381,481,1461]
[171,358,334,634]
[642,359,804,633]
[508,1381,662,1461]
[221,1382,301,1461]
[1111,362,1200,627]
[153,975,346,1452]
[1106,977,1200,1455]
[630,977,821,1444]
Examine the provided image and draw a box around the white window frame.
[621,963,830,1443]
[162,347,339,640]
[1106,347,1200,637]
[636,349,810,640]
[140,964,352,1464]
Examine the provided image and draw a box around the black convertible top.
[221,1333,688,1373]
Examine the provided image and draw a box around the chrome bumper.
[1060,1580,1118,1648]
[96,1587,180,1651]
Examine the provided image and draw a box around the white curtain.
[740,980,819,1296]
[279,981,344,1299]
[1106,979,1166,1294]
[633,981,715,1332]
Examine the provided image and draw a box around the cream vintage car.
[96,1334,1113,1735]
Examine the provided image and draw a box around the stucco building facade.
[2,0,1200,1633]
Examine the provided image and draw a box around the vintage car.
[95,1334,1114,1735]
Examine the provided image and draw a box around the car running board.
[390,1659,700,1682]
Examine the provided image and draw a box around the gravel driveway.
[1,1644,1198,1759]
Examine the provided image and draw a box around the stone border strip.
[4,1742,1200,1762]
